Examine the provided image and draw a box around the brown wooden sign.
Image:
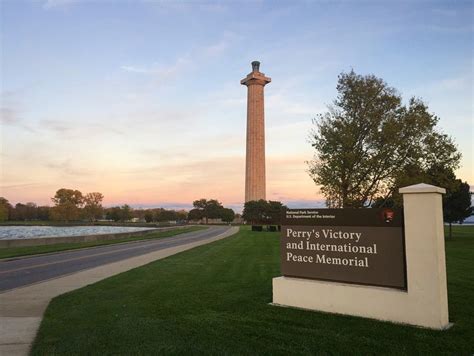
[281,208,407,290]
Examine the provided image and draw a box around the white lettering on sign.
[286,252,314,263]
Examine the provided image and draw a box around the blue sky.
[1,0,472,211]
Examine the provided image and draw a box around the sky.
[1,0,473,212]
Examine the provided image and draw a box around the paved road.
[0,226,230,292]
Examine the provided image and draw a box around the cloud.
[0,107,36,132]
[121,56,191,86]
[267,93,324,117]
[435,77,471,91]
[39,118,124,138]
[0,183,45,189]
[202,40,229,58]
[107,153,320,202]
[405,72,472,104]
[421,24,473,34]
[143,0,231,14]
[1,90,37,132]
[121,57,190,76]
[45,159,91,176]
[43,0,79,9]
[431,8,457,17]
[201,32,239,58]
[120,32,240,85]
[0,107,20,125]
[41,119,71,134]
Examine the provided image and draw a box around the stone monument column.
[241,61,271,202]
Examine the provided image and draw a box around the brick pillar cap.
[399,183,446,194]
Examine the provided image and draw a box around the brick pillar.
[241,61,271,202]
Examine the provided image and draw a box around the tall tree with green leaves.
[220,208,235,224]
[192,199,224,224]
[242,200,268,225]
[308,70,461,208]
[242,200,286,225]
[444,180,472,238]
[372,164,472,239]
[187,208,204,221]
[267,201,286,225]
[373,163,459,208]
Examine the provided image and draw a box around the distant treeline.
[0,201,51,221]
[0,190,239,224]
[106,206,188,223]
[0,189,293,225]
[0,199,190,223]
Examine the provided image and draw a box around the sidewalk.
[0,226,238,356]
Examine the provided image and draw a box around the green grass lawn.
[0,226,206,260]
[32,225,474,355]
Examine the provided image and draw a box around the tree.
[192,199,224,224]
[374,163,459,208]
[83,192,104,222]
[0,197,11,221]
[372,164,472,239]
[266,201,286,225]
[153,208,164,222]
[106,207,122,222]
[242,200,286,225]
[187,208,203,221]
[50,188,84,222]
[37,206,51,220]
[14,203,27,220]
[206,199,224,220]
[120,204,133,222]
[176,210,188,221]
[308,70,461,208]
[444,180,472,238]
[156,209,178,222]
[220,208,235,224]
[23,202,38,220]
[193,199,207,210]
[144,211,154,223]
[242,200,269,225]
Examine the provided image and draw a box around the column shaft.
[245,84,266,202]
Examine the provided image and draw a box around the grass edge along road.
[0,226,206,260]
[31,225,473,355]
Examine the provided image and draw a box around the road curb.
[0,226,205,262]
[0,226,239,356]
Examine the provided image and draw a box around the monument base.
[272,276,451,330]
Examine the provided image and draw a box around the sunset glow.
[1,1,472,211]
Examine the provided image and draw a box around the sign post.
[272,183,451,329]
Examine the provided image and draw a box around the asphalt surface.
[0,226,230,292]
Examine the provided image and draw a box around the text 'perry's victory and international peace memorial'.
[280,208,407,289]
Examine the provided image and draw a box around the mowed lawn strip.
[32,226,473,355]
[0,226,206,260]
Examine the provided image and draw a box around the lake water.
[0,226,157,240]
